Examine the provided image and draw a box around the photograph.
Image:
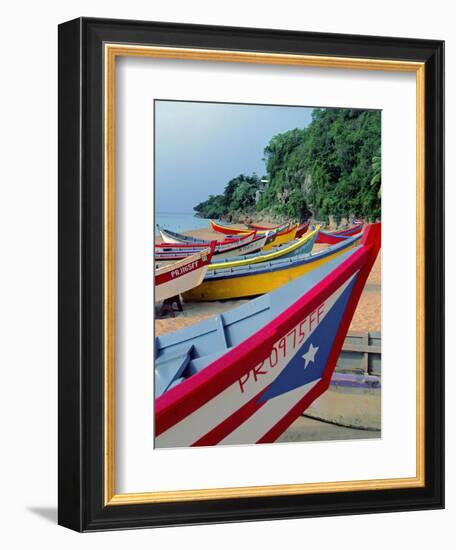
[0,0,449,540]
[154,100,382,449]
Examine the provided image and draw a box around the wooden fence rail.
[336,331,381,377]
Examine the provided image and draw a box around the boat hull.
[210,219,252,235]
[208,227,318,271]
[295,222,309,238]
[159,226,255,246]
[155,246,214,302]
[183,235,358,301]
[247,222,282,231]
[159,230,197,244]
[213,234,267,259]
[315,223,363,244]
[210,219,288,236]
[261,225,299,250]
[156,234,267,262]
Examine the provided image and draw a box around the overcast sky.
[155,100,313,213]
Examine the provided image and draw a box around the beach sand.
[277,415,380,443]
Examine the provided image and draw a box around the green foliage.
[194,174,261,219]
[257,128,309,220]
[260,108,381,222]
[194,108,381,223]
[193,194,228,219]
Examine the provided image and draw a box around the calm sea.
[155,212,212,234]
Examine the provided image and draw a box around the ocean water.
[155,212,212,234]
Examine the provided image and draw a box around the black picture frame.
[58,17,444,531]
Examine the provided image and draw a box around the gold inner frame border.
[103,44,425,505]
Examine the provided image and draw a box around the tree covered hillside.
[194,108,381,223]
[194,174,262,220]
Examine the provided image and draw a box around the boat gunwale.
[155,247,211,278]
[318,223,363,237]
[206,233,361,280]
[158,226,256,246]
[208,227,319,270]
[210,219,294,236]
[156,234,266,259]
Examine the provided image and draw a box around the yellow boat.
[208,226,319,271]
[208,219,300,250]
[261,224,299,251]
[210,219,288,236]
[182,233,361,301]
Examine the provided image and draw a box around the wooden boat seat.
[165,344,235,391]
[154,344,194,396]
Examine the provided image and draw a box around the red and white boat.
[315,222,363,244]
[210,219,289,236]
[247,221,283,231]
[247,220,308,237]
[154,243,215,302]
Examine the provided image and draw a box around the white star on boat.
[302,343,319,369]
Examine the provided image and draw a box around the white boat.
[155,244,215,302]
[158,226,257,246]
[155,233,268,262]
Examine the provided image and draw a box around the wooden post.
[363,332,369,374]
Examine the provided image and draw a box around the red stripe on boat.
[191,387,269,446]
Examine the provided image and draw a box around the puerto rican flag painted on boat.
[155,223,380,447]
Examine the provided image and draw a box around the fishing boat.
[315,222,364,244]
[247,221,283,231]
[261,224,300,251]
[210,219,289,236]
[155,243,215,302]
[183,230,360,301]
[208,226,319,271]
[247,221,309,237]
[158,225,256,246]
[154,223,381,448]
[155,233,269,262]
[295,222,309,238]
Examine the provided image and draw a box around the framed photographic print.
[58,17,444,531]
